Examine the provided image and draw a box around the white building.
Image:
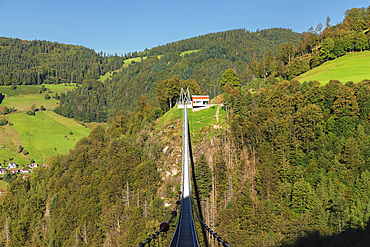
[7,162,17,169]
[192,95,210,108]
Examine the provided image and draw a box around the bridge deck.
[169,95,199,247]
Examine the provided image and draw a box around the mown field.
[296,51,370,85]
[0,84,93,166]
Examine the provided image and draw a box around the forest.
[55,28,301,122]
[0,38,125,85]
[1,4,370,247]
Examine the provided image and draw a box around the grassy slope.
[0,84,92,166]
[1,84,77,112]
[296,51,370,85]
[9,111,91,164]
[157,104,226,135]
[0,180,8,190]
[99,50,199,82]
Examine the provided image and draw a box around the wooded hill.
[0,37,125,85]
[2,5,370,247]
[54,28,301,122]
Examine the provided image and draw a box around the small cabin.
[192,95,210,108]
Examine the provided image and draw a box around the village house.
[7,162,17,169]
[8,168,19,174]
[42,163,48,168]
[29,163,38,168]
[20,168,29,174]
[0,168,7,174]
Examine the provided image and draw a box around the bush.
[22,149,29,155]
[45,94,51,100]
[17,145,23,153]
[27,111,35,115]
[0,119,8,126]
[40,105,46,111]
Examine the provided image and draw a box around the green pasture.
[99,69,120,82]
[158,105,226,134]
[296,51,370,85]
[99,50,198,82]
[0,180,8,190]
[0,146,28,166]
[9,111,91,163]
[0,84,76,112]
[180,50,199,56]
[123,57,147,68]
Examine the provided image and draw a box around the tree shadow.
[283,224,370,247]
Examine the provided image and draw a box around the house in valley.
[7,162,17,169]
[29,163,38,168]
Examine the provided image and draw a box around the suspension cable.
[137,191,181,247]
[187,116,231,247]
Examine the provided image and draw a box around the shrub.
[0,119,8,126]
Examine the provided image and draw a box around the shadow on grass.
[283,224,370,247]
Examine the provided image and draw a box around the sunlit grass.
[296,51,370,85]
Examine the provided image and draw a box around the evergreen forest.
[2,4,370,247]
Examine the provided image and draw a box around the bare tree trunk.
[126,181,130,208]
[75,229,79,247]
[211,157,216,236]
[5,217,10,246]
[83,223,88,244]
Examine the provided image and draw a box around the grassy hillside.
[296,51,370,84]
[157,104,226,135]
[9,111,91,164]
[99,50,198,82]
[0,84,92,166]
[1,84,76,111]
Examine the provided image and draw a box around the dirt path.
[215,105,220,124]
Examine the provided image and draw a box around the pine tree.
[195,154,212,199]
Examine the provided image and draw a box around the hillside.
[0,84,94,166]
[58,28,301,122]
[0,37,125,85]
[3,4,370,246]
[3,77,370,246]
[296,51,370,84]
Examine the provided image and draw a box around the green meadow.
[296,51,370,85]
[158,105,226,134]
[180,49,199,56]
[1,84,76,112]
[9,111,91,164]
[0,84,92,166]
[99,50,198,82]
[0,180,8,190]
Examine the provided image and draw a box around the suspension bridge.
[138,88,230,247]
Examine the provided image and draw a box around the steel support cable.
[168,106,187,246]
[187,120,231,247]
[137,192,181,247]
[169,100,200,247]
